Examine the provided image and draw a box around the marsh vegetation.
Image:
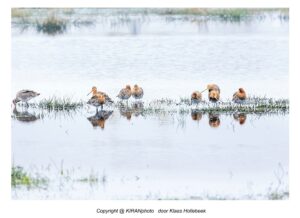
[11,8,288,35]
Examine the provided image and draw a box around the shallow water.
[11,11,289,199]
[11,105,288,199]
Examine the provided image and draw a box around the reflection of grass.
[11,166,48,188]
[267,191,289,200]
[77,171,99,185]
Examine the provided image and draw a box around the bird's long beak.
[200,88,208,93]
[87,90,92,96]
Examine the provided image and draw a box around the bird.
[208,89,220,102]
[200,84,220,102]
[207,84,220,93]
[12,90,40,107]
[87,94,106,112]
[87,86,113,103]
[191,91,202,104]
[117,85,132,101]
[132,84,144,100]
[233,88,247,102]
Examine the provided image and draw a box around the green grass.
[143,97,289,115]
[37,96,84,111]
[12,164,288,200]
[11,166,48,189]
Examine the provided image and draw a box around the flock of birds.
[11,84,248,129]
[12,84,247,112]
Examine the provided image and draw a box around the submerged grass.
[12,164,288,200]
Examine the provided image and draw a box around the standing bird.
[132,84,144,100]
[117,85,132,101]
[200,84,220,102]
[207,84,220,93]
[191,91,202,104]
[87,86,113,103]
[87,93,106,112]
[233,88,247,102]
[208,90,220,102]
[12,90,40,107]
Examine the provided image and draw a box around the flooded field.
[11,9,289,200]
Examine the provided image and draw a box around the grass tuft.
[11,166,48,189]
[36,15,67,35]
[37,96,84,111]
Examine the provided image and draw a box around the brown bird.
[117,85,132,100]
[208,90,220,102]
[200,84,220,102]
[191,91,202,104]
[233,88,247,102]
[87,93,106,112]
[87,86,113,103]
[207,84,220,93]
[132,84,144,100]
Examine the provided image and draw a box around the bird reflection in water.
[233,113,247,125]
[208,113,220,128]
[132,101,144,117]
[87,110,113,129]
[12,107,40,122]
[119,105,132,121]
[119,102,144,120]
[191,109,202,121]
